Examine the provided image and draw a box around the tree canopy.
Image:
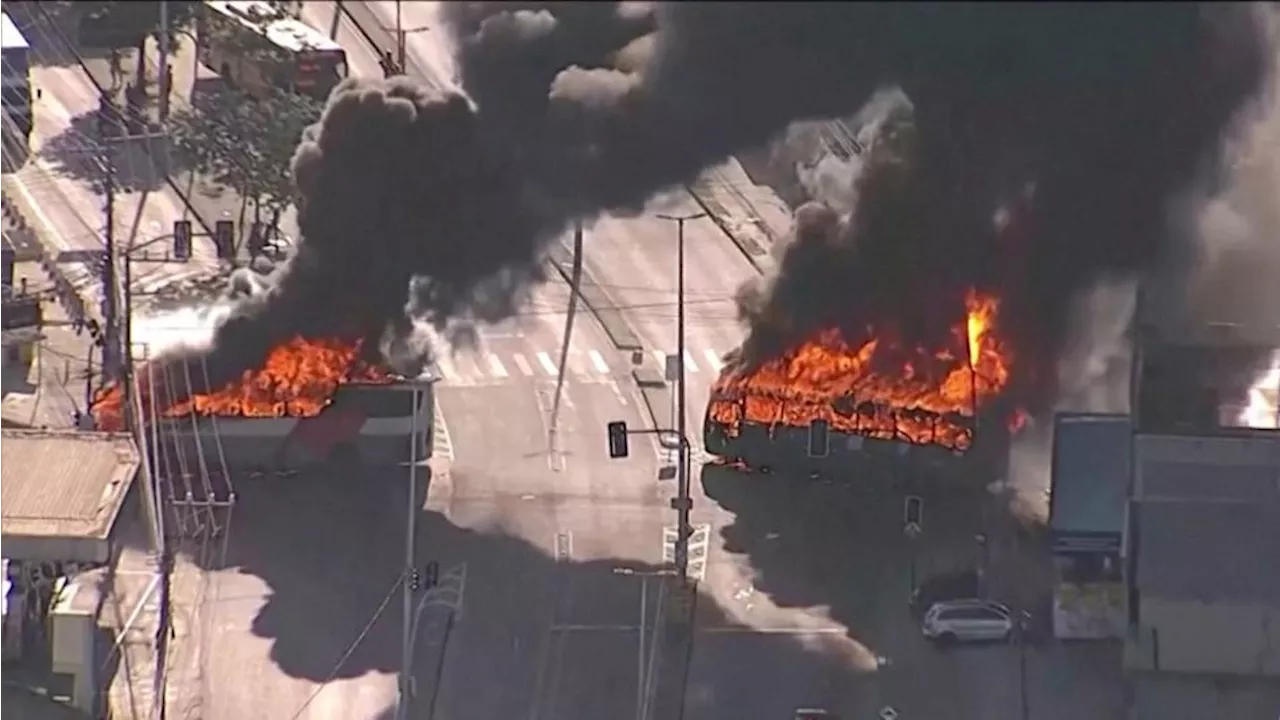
[75,1,201,50]
[168,86,323,232]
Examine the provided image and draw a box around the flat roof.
[1,429,139,545]
[1050,412,1131,535]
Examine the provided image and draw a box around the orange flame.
[92,336,395,432]
[708,289,1016,451]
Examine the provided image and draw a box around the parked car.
[921,598,1014,645]
[910,569,981,617]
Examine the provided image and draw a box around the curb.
[545,240,643,354]
[685,180,767,276]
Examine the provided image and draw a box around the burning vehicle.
[91,335,432,470]
[705,289,1022,472]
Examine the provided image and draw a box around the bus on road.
[198,0,348,101]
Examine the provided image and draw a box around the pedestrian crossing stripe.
[431,398,454,463]
[663,524,711,581]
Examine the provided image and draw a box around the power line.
[288,571,406,720]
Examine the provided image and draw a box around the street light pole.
[395,0,405,70]
[655,212,705,582]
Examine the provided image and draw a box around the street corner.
[425,457,454,512]
[663,523,712,582]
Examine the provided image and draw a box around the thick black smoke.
[444,2,1270,411]
[153,3,1271,411]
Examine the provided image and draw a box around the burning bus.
[92,335,432,471]
[704,288,1022,474]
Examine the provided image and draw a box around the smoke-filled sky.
[161,2,1273,411]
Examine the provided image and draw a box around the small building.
[1048,412,1130,639]
[1,430,140,715]
[1124,318,1280,716]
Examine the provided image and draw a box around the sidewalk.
[103,512,217,720]
[686,158,795,273]
[1,259,98,429]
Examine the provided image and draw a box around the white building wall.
[1141,598,1280,676]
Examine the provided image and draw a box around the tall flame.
[91,336,395,432]
[708,289,1016,451]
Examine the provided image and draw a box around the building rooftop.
[1050,413,1131,535]
[1135,498,1280,604]
[1,429,139,547]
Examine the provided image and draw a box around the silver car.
[921,599,1014,644]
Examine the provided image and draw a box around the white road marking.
[536,351,558,376]
[512,353,534,376]
[703,348,725,372]
[588,349,609,374]
[435,356,457,383]
[486,353,509,378]
[652,349,667,367]
[683,350,699,374]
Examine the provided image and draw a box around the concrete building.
[1,429,141,715]
[1123,326,1280,718]
[1048,412,1130,640]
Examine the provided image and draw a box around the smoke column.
[144,3,1271,411]
[448,2,1271,411]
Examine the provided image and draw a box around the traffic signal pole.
[655,212,705,582]
[397,384,423,720]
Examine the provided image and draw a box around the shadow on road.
[39,110,168,194]
[115,458,863,719]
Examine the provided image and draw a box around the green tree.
[168,86,323,242]
[74,1,201,59]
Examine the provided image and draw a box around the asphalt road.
[8,7,229,317]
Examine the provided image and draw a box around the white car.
[921,599,1014,644]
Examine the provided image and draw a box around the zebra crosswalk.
[432,344,735,387]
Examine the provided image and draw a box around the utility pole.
[548,221,584,469]
[397,383,426,720]
[99,96,120,383]
[395,0,405,71]
[655,212,705,582]
[158,1,171,121]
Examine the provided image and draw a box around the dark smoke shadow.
[38,111,167,194]
[697,456,1078,717]
[119,460,863,719]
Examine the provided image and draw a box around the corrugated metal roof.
[1135,499,1280,604]
[1050,413,1131,534]
[1,429,139,540]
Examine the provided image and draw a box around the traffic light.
[424,561,439,589]
[409,568,421,592]
[607,420,629,459]
[904,495,923,529]
[173,220,192,261]
[213,220,235,260]
[807,418,830,457]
